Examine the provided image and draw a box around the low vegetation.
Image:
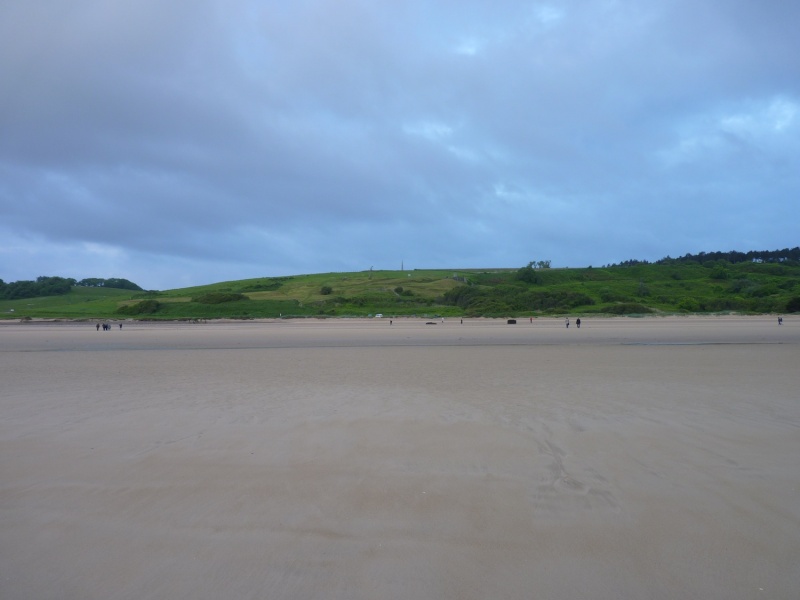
[116,299,160,315]
[191,292,248,304]
[2,248,798,320]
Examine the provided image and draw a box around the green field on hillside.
[2,262,799,321]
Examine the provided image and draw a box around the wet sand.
[1,317,798,599]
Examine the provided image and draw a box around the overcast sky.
[1,1,798,290]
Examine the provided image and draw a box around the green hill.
[2,259,799,320]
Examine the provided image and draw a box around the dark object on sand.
[507,319,517,324]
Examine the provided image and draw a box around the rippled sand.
[1,317,798,599]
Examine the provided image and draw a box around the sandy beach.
[1,316,798,599]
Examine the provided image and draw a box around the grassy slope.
[2,264,798,320]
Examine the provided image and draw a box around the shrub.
[748,284,779,298]
[320,286,333,295]
[729,279,755,294]
[709,265,730,280]
[599,288,632,303]
[787,297,800,313]
[677,297,700,312]
[192,293,248,304]
[117,300,160,315]
[240,279,286,292]
[606,303,654,314]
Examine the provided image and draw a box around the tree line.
[610,247,800,267]
[74,278,143,291]
[0,276,142,300]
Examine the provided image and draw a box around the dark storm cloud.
[1,0,797,288]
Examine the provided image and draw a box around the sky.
[1,0,798,290]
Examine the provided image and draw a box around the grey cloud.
[1,0,797,289]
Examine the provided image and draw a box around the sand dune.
[1,317,798,599]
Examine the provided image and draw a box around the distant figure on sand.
[119,323,123,330]
[576,318,581,329]
[778,316,783,325]
[565,317,570,329]
[96,323,100,331]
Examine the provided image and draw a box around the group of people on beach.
[96,323,121,331]
[565,317,581,328]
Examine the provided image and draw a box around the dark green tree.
[515,262,540,284]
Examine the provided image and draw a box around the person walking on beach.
[576,318,581,329]
[565,317,570,329]
[96,323,100,331]
[778,316,783,325]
